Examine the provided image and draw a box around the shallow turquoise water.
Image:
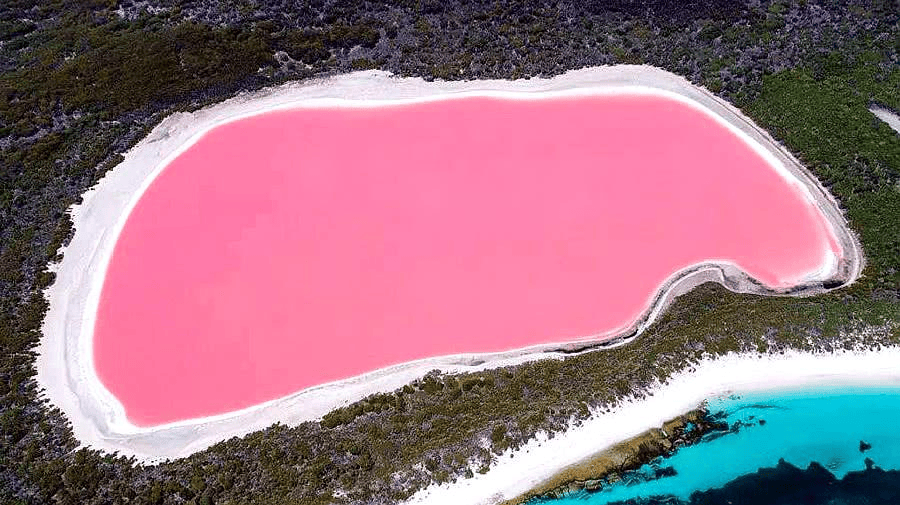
[539,384,900,504]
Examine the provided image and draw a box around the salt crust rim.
[37,65,864,461]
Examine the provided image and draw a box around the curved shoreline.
[405,335,900,505]
[37,65,863,460]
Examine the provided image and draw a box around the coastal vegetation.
[1,0,898,503]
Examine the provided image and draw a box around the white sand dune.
[37,65,863,461]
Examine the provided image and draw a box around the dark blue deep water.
[536,384,900,505]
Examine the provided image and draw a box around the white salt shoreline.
[37,65,863,461]
[405,332,900,505]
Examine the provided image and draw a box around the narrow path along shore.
[37,65,864,461]
[405,337,900,505]
[871,105,900,135]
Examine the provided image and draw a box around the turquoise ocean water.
[537,384,900,504]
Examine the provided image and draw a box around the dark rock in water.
[758,419,766,426]
[521,407,726,502]
[607,458,900,505]
[688,459,837,505]
[654,466,677,479]
[860,440,873,453]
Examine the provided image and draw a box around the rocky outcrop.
[505,407,727,504]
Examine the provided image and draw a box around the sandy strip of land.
[37,65,863,461]
[404,327,900,505]
[871,105,900,135]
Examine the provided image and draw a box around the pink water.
[94,95,839,426]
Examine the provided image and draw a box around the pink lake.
[94,94,837,426]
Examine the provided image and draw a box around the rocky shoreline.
[505,406,728,504]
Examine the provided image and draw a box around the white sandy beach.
[405,328,900,505]
[37,65,863,461]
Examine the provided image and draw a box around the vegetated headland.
[1,1,898,504]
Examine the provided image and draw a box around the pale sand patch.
[38,65,863,461]
[871,105,900,135]
[405,329,900,505]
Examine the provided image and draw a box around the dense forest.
[1,0,898,503]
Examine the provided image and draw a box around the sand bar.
[38,65,862,460]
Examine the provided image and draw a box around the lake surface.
[538,384,900,504]
[93,94,839,425]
